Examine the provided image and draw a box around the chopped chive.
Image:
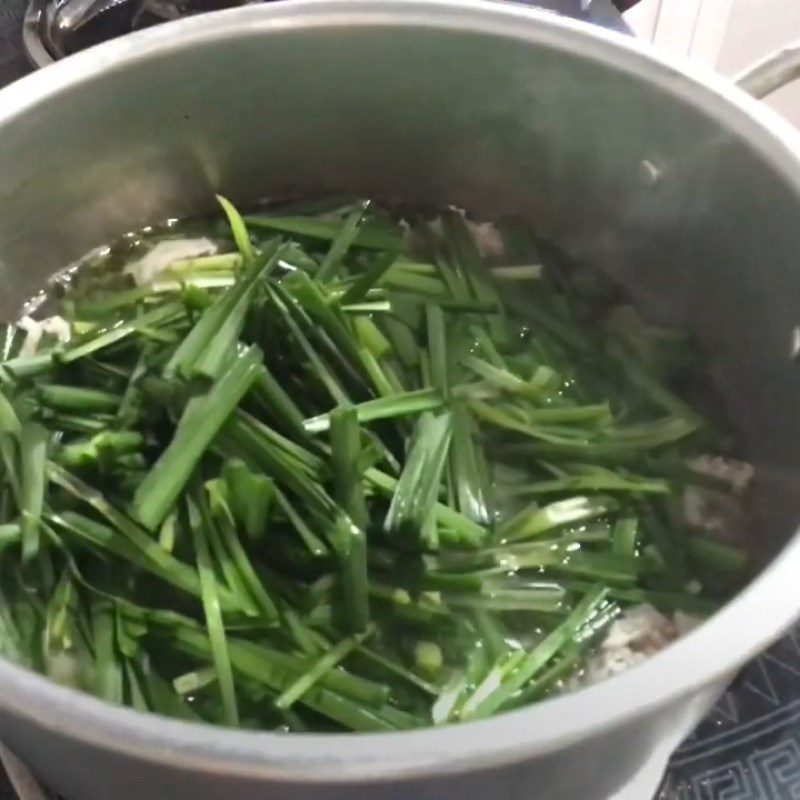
[47,465,243,612]
[38,385,121,414]
[385,412,452,549]
[221,461,274,542]
[173,665,217,696]
[0,388,21,438]
[273,487,328,556]
[92,601,123,704]
[491,264,543,280]
[132,345,263,530]
[498,495,618,544]
[341,250,400,305]
[276,627,371,710]
[0,198,740,733]
[366,467,486,547]
[173,625,393,730]
[216,195,255,262]
[61,302,182,363]
[687,534,747,576]
[245,215,402,251]
[187,495,240,726]
[164,243,281,379]
[0,524,21,552]
[330,515,370,634]
[205,479,279,622]
[20,423,48,563]
[426,304,448,396]
[432,670,469,725]
[330,406,370,633]
[252,366,310,441]
[460,585,608,719]
[612,516,639,557]
[462,355,549,399]
[449,400,491,525]
[304,388,443,434]
[511,472,669,496]
[316,201,370,283]
[2,351,55,379]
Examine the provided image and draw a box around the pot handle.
[735,43,800,98]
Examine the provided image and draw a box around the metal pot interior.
[0,0,799,773]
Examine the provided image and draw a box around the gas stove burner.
[23,0,248,67]
[22,0,639,68]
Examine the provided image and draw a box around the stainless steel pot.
[2,2,800,798]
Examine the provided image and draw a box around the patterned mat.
[660,622,800,798]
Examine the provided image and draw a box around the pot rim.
[2,0,800,783]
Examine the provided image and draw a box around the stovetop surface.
[1,2,799,798]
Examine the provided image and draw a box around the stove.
[1,2,799,798]
[0,2,28,86]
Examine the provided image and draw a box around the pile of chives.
[0,196,747,731]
